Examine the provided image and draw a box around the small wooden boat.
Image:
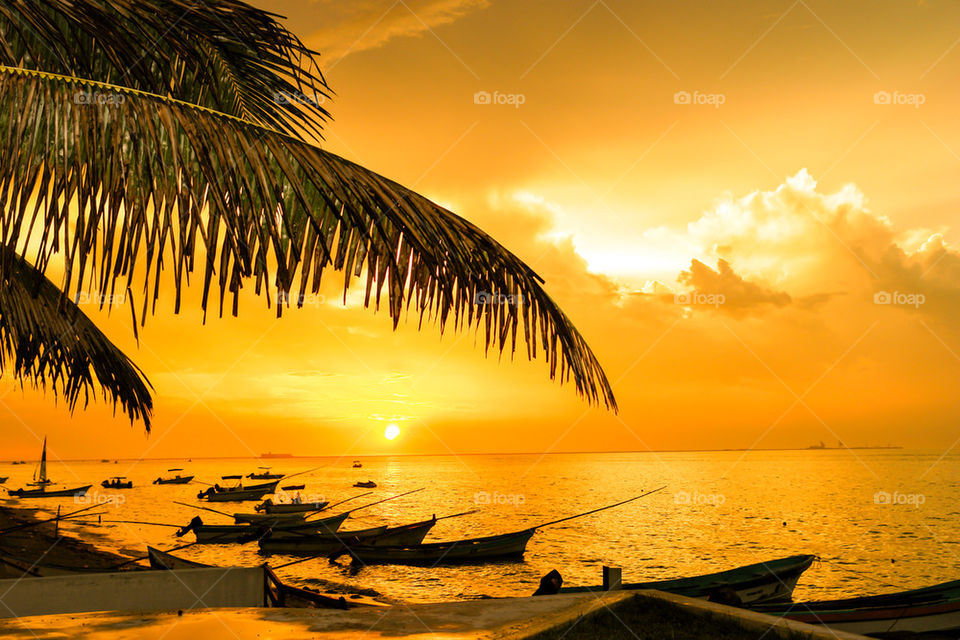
[233,511,307,525]
[8,485,92,498]
[101,476,133,489]
[752,578,960,636]
[248,467,284,480]
[255,499,328,514]
[343,529,536,565]
[562,555,816,605]
[259,518,436,555]
[281,484,305,491]
[353,480,376,488]
[197,480,279,502]
[178,511,350,544]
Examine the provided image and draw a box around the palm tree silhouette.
[0,0,616,430]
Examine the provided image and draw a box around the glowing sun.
[384,424,401,440]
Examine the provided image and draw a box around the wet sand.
[0,505,134,577]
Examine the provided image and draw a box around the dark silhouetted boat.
[353,480,376,488]
[259,517,437,555]
[752,578,960,636]
[101,476,133,489]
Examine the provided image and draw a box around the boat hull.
[345,529,535,565]
[154,475,194,485]
[233,512,306,524]
[259,519,435,555]
[563,554,815,606]
[7,485,91,498]
[200,481,279,502]
[256,500,328,514]
[189,512,349,543]
[754,578,960,635]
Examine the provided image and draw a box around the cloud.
[678,258,792,314]
[253,0,489,62]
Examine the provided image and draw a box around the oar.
[0,503,103,536]
[173,500,232,518]
[302,492,371,518]
[529,486,668,531]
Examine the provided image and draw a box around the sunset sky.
[6,0,960,459]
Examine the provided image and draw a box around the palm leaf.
[0,0,331,138]
[0,247,152,428]
[0,67,617,411]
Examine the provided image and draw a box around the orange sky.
[6,0,960,459]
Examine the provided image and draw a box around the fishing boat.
[352,461,362,468]
[259,518,437,555]
[752,578,960,636]
[281,484,305,491]
[233,511,307,525]
[177,511,350,544]
[197,480,279,502]
[247,467,284,480]
[154,469,194,484]
[7,438,91,498]
[562,555,816,605]
[354,480,376,488]
[343,529,536,565]
[101,476,133,489]
[343,488,667,566]
[255,499,329,514]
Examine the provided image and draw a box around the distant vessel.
[260,452,292,459]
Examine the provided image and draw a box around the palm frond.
[0,0,331,137]
[0,67,617,411]
[0,247,152,429]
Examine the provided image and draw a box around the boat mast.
[34,437,47,483]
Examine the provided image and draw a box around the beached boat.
[259,518,437,555]
[562,555,815,605]
[197,480,279,502]
[178,511,350,543]
[255,499,328,514]
[752,578,960,636]
[343,529,536,565]
[101,476,133,489]
[353,480,376,488]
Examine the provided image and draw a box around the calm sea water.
[4,450,956,604]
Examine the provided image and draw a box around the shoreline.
[0,504,132,576]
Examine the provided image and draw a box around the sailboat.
[7,438,91,498]
[26,437,52,486]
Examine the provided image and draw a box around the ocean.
[5,449,955,604]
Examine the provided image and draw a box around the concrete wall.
[0,567,265,618]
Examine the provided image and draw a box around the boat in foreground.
[343,529,536,565]
[233,511,307,524]
[562,555,816,605]
[752,577,960,636]
[259,518,437,555]
[154,469,193,485]
[178,511,351,543]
